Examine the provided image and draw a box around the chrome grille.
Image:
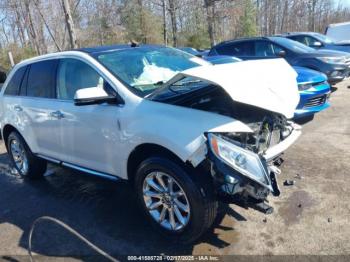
[304,95,327,108]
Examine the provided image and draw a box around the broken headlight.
[208,133,271,188]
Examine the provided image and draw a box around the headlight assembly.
[298,83,313,91]
[208,133,271,188]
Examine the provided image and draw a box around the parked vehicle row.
[0,45,302,243]
[208,36,350,84]
[282,32,350,53]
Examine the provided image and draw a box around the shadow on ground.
[0,151,244,260]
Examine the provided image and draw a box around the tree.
[62,0,78,49]
[1,0,350,63]
[204,0,218,47]
[168,0,178,46]
[237,0,257,37]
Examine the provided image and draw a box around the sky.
[338,0,350,7]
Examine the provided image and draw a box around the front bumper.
[326,65,349,84]
[294,82,331,119]
[208,123,301,203]
[263,123,302,161]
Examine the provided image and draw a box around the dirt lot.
[0,80,350,261]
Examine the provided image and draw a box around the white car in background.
[0,45,301,243]
[326,22,350,43]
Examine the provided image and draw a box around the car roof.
[13,44,175,70]
[75,44,166,54]
[212,36,271,49]
[328,21,350,27]
[283,32,321,37]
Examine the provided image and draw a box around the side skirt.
[36,154,120,182]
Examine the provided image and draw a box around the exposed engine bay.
[152,83,300,214]
[157,84,294,155]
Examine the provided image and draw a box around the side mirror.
[74,84,120,106]
[278,50,286,57]
[311,41,322,48]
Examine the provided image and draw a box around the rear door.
[1,65,27,134]
[16,59,63,159]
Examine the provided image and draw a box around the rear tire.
[7,131,47,179]
[134,156,217,243]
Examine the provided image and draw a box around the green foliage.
[184,31,211,50]
[121,0,144,42]
[237,0,257,37]
[0,45,36,71]
[121,0,163,44]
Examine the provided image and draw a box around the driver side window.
[304,36,319,46]
[57,58,104,100]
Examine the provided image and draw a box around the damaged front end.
[148,59,302,214]
[206,115,301,213]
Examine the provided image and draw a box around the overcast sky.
[338,0,350,7]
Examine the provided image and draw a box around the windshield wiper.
[171,79,202,86]
[147,79,205,99]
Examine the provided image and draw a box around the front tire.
[134,156,217,243]
[7,131,47,179]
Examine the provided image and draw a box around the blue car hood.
[293,66,327,84]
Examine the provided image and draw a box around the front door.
[55,58,122,176]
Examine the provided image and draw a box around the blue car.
[204,56,330,119]
[293,66,330,119]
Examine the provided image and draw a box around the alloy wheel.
[143,171,191,231]
[10,138,29,175]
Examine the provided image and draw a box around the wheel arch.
[127,143,190,182]
[2,124,19,149]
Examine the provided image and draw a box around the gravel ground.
[0,80,350,261]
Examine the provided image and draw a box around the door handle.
[50,110,64,119]
[14,105,23,112]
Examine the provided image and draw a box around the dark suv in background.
[209,36,350,84]
[283,32,350,52]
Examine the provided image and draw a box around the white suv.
[0,45,301,243]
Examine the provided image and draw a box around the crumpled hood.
[164,59,299,119]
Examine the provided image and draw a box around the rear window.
[4,66,27,96]
[26,60,58,98]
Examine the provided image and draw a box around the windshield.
[96,47,208,96]
[313,33,334,44]
[270,37,315,53]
